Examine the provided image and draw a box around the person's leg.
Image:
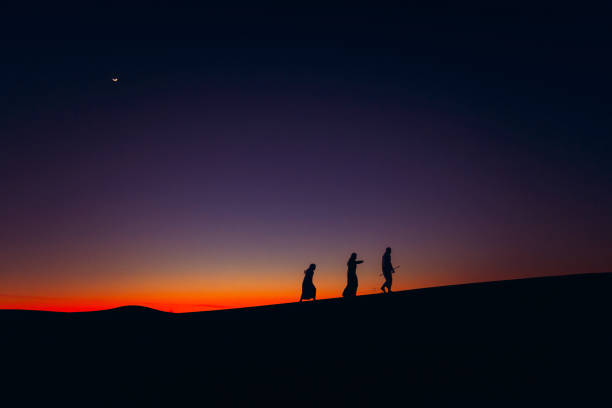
[382,274,390,292]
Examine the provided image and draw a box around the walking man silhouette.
[342,253,364,297]
[300,264,317,302]
[381,247,395,293]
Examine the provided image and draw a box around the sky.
[1,5,611,312]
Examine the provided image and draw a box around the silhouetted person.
[300,264,317,302]
[342,253,364,297]
[381,247,395,293]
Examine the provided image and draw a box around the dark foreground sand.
[2,273,611,405]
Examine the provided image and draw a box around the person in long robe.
[300,264,317,302]
[342,253,364,297]
[381,247,395,293]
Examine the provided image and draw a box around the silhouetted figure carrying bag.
[381,247,395,293]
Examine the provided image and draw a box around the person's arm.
[356,260,364,264]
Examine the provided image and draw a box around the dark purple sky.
[1,5,611,311]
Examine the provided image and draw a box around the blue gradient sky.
[1,6,611,311]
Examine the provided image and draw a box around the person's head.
[309,263,316,271]
[385,247,391,254]
[350,252,357,260]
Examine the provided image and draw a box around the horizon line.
[1,271,608,314]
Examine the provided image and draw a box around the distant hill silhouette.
[2,272,611,405]
[95,305,164,313]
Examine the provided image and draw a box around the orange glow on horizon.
[2,246,598,314]
[0,276,428,313]
[0,270,576,313]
